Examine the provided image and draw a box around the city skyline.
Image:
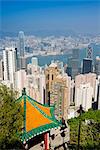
[0,0,100,149]
[0,0,100,37]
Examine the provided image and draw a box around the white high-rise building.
[25,74,41,102]
[75,73,96,99]
[0,59,3,80]
[15,69,26,95]
[25,68,46,104]
[39,73,46,104]
[75,83,93,111]
[3,47,17,84]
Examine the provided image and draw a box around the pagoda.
[16,88,61,149]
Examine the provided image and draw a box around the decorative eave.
[20,123,60,142]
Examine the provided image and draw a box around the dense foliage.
[68,109,100,149]
[0,85,23,149]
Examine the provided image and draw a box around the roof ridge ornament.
[22,88,26,96]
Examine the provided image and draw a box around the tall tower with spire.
[18,31,25,57]
[18,31,26,69]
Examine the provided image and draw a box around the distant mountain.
[0,31,17,38]
[0,29,78,38]
[0,30,99,38]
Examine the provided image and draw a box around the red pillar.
[44,132,49,150]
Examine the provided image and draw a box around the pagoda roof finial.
[22,88,26,96]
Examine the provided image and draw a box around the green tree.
[0,84,23,149]
[68,109,100,149]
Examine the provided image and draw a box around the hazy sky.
[0,0,100,35]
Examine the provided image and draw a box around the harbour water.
[27,44,100,66]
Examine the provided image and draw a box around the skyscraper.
[75,83,93,111]
[82,58,92,74]
[18,31,25,57]
[95,56,100,76]
[19,57,26,69]
[75,73,96,99]
[72,49,79,59]
[3,47,17,84]
[45,62,71,120]
[15,69,26,96]
[67,49,79,79]
[86,46,93,59]
[70,58,79,79]
[18,31,26,69]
